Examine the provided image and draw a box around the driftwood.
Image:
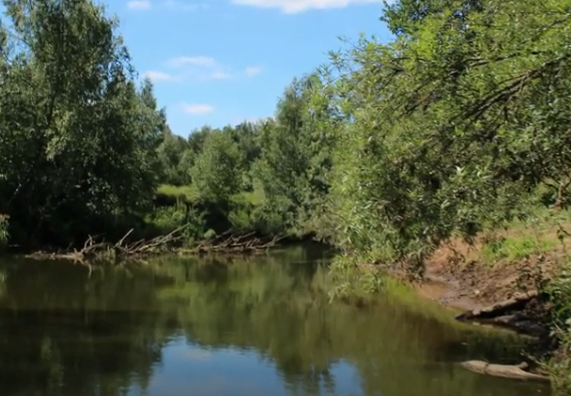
[53,224,189,261]
[455,290,550,336]
[456,291,548,337]
[460,360,550,382]
[456,291,540,321]
[27,226,285,262]
[181,230,286,255]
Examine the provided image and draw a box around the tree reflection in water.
[0,247,550,396]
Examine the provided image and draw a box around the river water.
[0,246,550,396]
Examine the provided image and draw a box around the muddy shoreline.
[399,249,562,382]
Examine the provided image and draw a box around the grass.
[481,234,557,263]
[475,206,571,266]
[157,184,267,207]
[231,189,266,206]
[157,184,200,200]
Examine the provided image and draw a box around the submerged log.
[455,291,551,336]
[460,360,550,382]
[455,291,539,321]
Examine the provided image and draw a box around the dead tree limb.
[27,226,286,262]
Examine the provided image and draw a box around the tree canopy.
[0,0,165,246]
[0,0,570,266]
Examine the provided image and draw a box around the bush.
[146,205,205,244]
[543,265,571,393]
[0,214,9,251]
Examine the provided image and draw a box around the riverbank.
[398,236,570,390]
[420,239,558,311]
[416,246,552,319]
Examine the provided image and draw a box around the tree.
[252,74,337,233]
[0,0,164,245]
[322,0,571,268]
[190,131,242,203]
[157,127,191,186]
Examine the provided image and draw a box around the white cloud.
[245,66,263,76]
[168,56,218,68]
[210,71,233,80]
[127,0,151,10]
[182,103,214,115]
[162,1,208,11]
[232,0,381,13]
[149,56,251,83]
[163,56,234,81]
[144,71,176,81]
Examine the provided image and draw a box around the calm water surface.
[0,246,550,396]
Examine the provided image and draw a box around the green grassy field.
[157,184,200,200]
[157,184,266,206]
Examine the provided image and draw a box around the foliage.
[151,73,337,240]
[0,0,164,247]
[543,266,571,393]
[0,214,8,251]
[190,130,243,203]
[157,184,198,200]
[145,205,205,243]
[156,128,191,186]
[317,0,571,270]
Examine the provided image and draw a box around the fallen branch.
[181,232,287,255]
[26,227,286,262]
[455,290,551,337]
[456,290,540,321]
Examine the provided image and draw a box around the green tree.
[322,0,571,269]
[190,130,242,203]
[0,0,164,246]
[157,126,191,186]
[252,74,335,233]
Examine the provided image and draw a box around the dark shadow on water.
[0,247,551,396]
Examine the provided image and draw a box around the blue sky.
[108,1,393,136]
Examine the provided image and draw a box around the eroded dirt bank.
[401,239,564,381]
[411,238,558,318]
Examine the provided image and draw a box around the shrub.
[0,214,9,251]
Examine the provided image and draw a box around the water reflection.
[0,246,550,396]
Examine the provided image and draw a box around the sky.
[104,1,393,136]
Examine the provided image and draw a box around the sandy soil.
[409,238,561,313]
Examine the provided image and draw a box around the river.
[0,245,550,396]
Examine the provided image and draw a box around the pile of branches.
[65,225,188,261]
[28,226,286,262]
[183,230,286,255]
